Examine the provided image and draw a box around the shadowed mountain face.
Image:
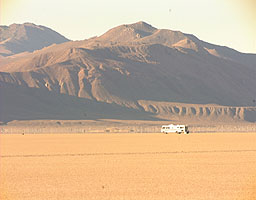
[0,81,156,122]
[0,21,256,123]
[0,23,69,57]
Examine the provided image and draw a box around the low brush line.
[1,149,256,158]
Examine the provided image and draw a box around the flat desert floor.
[0,133,256,200]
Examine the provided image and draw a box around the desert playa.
[1,132,256,200]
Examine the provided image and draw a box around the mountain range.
[0,21,256,123]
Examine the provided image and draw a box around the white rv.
[161,124,189,134]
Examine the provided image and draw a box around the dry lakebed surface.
[1,132,256,200]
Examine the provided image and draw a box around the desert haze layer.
[1,133,256,200]
[0,21,256,123]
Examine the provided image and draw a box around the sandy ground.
[0,133,256,200]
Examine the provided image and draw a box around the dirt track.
[1,133,256,200]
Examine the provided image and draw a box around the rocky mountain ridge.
[0,22,255,123]
[0,23,69,57]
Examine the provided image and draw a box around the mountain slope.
[0,23,69,57]
[0,21,256,123]
[1,43,255,106]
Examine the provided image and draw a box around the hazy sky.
[1,0,256,53]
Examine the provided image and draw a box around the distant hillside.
[0,21,256,123]
[0,23,69,57]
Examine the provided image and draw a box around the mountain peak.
[10,22,36,26]
[95,21,156,44]
[130,21,155,28]
[126,21,157,33]
[94,21,192,49]
[0,23,69,57]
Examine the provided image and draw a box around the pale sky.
[1,0,256,53]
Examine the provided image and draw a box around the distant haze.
[1,0,256,53]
